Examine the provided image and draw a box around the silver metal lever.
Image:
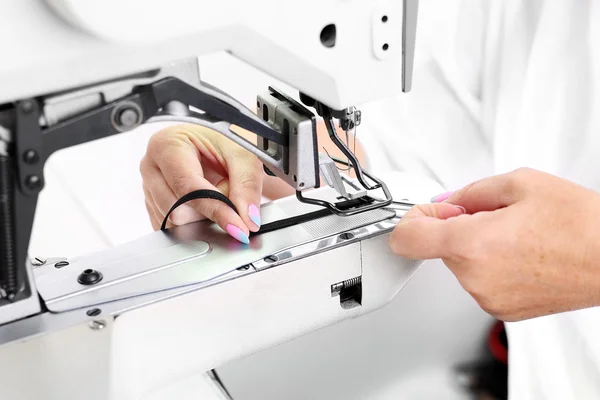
[402,0,419,93]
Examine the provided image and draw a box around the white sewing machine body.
[1,0,414,109]
[0,1,450,399]
[0,177,431,399]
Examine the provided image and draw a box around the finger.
[142,185,161,231]
[435,170,527,213]
[222,149,264,232]
[144,197,162,231]
[401,203,466,222]
[390,203,467,260]
[143,165,204,226]
[153,140,250,243]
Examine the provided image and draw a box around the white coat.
[360,1,600,399]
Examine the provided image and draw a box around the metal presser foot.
[294,93,394,216]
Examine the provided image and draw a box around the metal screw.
[118,109,139,128]
[339,232,355,240]
[31,257,46,267]
[54,261,69,268]
[111,102,143,132]
[264,255,278,263]
[21,100,34,114]
[23,149,39,164]
[355,110,362,126]
[86,308,101,317]
[77,269,103,285]
[89,320,106,331]
[25,175,42,190]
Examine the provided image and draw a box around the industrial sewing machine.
[0,1,428,398]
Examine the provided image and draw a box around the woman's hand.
[390,168,600,321]
[140,124,263,243]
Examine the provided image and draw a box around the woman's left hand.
[390,168,600,322]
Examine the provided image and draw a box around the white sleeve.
[359,0,494,191]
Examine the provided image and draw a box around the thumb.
[390,203,465,260]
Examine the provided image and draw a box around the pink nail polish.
[248,204,261,228]
[226,224,250,244]
[430,191,453,203]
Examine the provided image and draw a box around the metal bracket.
[15,100,44,197]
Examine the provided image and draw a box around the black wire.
[323,147,352,172]
[327,155,377,186]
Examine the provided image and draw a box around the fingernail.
[248,204,261,228]
[455,205,466,214]
[226,224,250,244]
[430,191,453,203]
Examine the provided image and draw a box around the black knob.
[77,269,103,285]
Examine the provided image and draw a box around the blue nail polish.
[248,204,261,228]
[226,224,250,244]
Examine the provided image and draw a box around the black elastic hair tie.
[161,189,374,235]
[160,189,238,231]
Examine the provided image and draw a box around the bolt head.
[88,320,106,331]
[339,232,355,240]
[21,100,34,114]
[118,108,139,128]
[86,308,101,317]
[31,257,46,266]
[25,175,42,190]
[23,149,39,164]
[111,102,143,132]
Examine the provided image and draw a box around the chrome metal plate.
[35,186,395,312]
